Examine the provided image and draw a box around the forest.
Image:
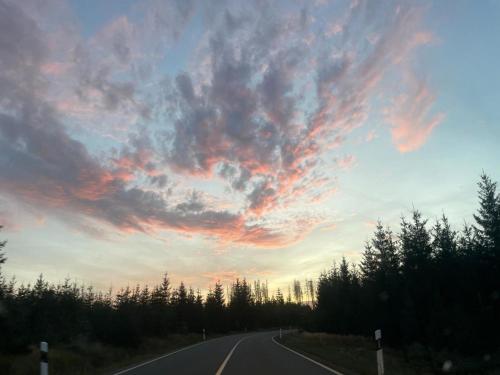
[316,174,500,355]
[0,174,499,358]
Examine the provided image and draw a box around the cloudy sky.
[0,0,499,293]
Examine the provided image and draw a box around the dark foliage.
[315,174,500,355]
[0,235,310,352]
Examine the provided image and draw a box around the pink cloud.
[385,76,445,153]
[335,155,357,170]
[365,130,377,142]
[202,271,239,286]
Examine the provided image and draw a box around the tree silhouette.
[0,225,6,269]
[474,173,500,255]
[205,281,226,332]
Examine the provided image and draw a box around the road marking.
[111,341,207,374]
[215,335,249,375]
[272,336,344,375]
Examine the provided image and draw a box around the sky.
[0,0,499,294]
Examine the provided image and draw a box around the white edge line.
[272,336,344,375]
[215,336,248,375]
[111,340,206,375]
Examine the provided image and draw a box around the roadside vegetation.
[280,331,500,375]
[280,331,430,375]
[0,334,201,375]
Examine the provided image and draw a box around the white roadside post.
[375,329,384,375]
[40,341,48,375]
[203,328,206,341]
[279,328,282,339]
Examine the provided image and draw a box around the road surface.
[112,331,342,375]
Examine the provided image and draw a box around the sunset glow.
[1,0,499,293]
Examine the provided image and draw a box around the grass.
[279,332,500,375]
[0,334,203,375]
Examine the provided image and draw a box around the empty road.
[112,331,342,375]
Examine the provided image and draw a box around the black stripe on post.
[374,329,382,349]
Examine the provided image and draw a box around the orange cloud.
[385,75,444,153]
[335,155,357,170]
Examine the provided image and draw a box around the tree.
[0,225,6,270]
[275,288,285,305]
[432,215,458,261]
[360,242,377,283]
[400,211,432,274]
[0,226,7,300]
[293,280,303,304]
[472,174,500,349]
[205,281,226,332]
[473,173,500,257]
[457,223,476,257]
[151,272,171,306]
[172,282,189,332]
[229,279,253,330]
[305,279,315,306]
[372,222,400,279]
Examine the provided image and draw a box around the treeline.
[315,174,500,355]
[0,245,311,352]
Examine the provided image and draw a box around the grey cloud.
[149,174,168,188]
[247,178,275,212]
[218,163,251,191]
[176,73,195,103]
[0,0,283,246]
[112,32,131,63]
[176,191,204,213]
[166,28,303,175]
[160,5,314,213]
[158,0,434,217]
[77,66,136,111]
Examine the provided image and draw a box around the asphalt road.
[112,331,342,375]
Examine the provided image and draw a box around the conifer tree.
[474,173,500,258]
[360,242,377,283]
[0,226,6,270]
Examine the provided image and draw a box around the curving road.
[111,331,342,375]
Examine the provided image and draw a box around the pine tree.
[229,279,254,330]
[400,211,432,273]
[360,242,377,283]
[275,288,284,305]
[0,225,6,269]
[432,215,459,265]
[372,221,400,279]
[0,226,6,298]
[474,173,500,258]
[205,281,226,332]
[174,282,187,305]
[305,279,315,305]
[213,281,225,307]
[472,174,500,348]
[339,257,351,285]
[293,280,303,304]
